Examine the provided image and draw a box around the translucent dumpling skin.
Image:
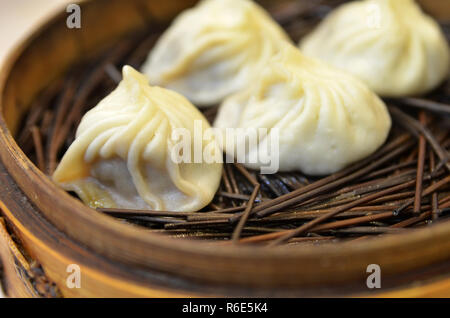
[53,66,222,211]
[142,0,290,107]
[214,44,392,176]
[300,0,450,97]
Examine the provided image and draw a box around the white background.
[0,0,71,299]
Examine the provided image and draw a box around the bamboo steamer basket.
[0,0,449,298]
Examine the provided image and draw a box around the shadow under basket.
[0,0,450,297]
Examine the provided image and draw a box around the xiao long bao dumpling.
[214,44,392,176]
[300,0,450,97]
[141,0,290,107]
[53,66,222,212]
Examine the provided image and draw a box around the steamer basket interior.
[0,0,449,297]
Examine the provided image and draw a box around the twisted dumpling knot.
[214,44,392,175]
[142,0,290,106]
[300,0,450,97]
[54,66,222,211]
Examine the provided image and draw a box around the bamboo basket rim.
[0,0,449,287]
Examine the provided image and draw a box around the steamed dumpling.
[300,0,450,97]
[53,66,222,211]
[142,0,290,107]
[214,44,391,175]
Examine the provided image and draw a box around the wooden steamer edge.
[0,0,449,297]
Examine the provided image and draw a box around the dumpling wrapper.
[300,0,450,97]
[53,66,222,211]
[214,44,392,176]
[141,0,290,107]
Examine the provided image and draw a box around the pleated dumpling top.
[53,66,222,211]
[214,44,392,175]
[142,0,290,107]
[300,0,449,97]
